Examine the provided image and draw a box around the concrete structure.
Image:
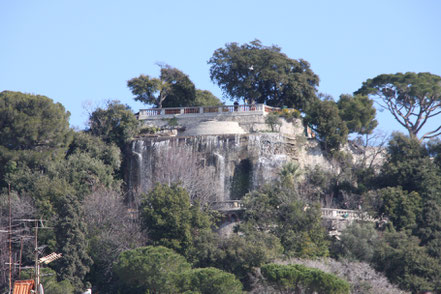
[137,104,302,136]
[212,200,378,236]
[138,104,276,119]
[211,201,376,223]
[131,104,385,237]
[130,104,383,205]
[129,104,313,201]
[320,208,376,222]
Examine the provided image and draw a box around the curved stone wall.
[180,120,246,136]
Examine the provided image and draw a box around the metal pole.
[18,237,23,279]
[34,220,39,294]
[8,183,12,294]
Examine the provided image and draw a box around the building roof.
[13,280,35,294]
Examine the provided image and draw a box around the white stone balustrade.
[210,200,244,212]
[320,208,376,222]
[138,104,278,120]
[210,201,376,222]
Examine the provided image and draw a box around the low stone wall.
[138,104,275,119]
[140,111,270,134]
[139,107,306,138]
[179,121,246,136]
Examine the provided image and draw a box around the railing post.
[180,108,184,114]
[199,107,203,113]
[160,109,165,115]
[218,106,222,113]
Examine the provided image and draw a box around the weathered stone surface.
[128,109,384,202]
[180,120,246,136]
[127,133,292,201]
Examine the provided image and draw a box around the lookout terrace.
[136,103,308,137]
[137,103,278,119]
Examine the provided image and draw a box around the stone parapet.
[138,104,278,120]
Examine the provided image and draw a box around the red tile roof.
[13,280,35,294]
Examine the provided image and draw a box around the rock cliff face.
[127,133,293,201]
[126,110,383,202]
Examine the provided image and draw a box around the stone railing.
[209,201,376,222]
[210,200,245,212]
[138,104,279,119]
[320,208,376,222]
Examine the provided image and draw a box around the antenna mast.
[8,183,12,294]
[34,219,39,293]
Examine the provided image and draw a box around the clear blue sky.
[1,0,440,137]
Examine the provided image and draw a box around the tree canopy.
[54,193,93,290]
[0,91,71,151]
[304,99,349,153]
[0,91,72,187]
[113,246,243,294]
[113,246,191,294]
[355,72,441,140]
[127,65,196,108]
[139,183,214,257]
[5,46,441,294]
[208,40,319,111]
[261,263,350,294]
[242,182,329,258]
[183,267,243,294]
[87,100,139,150]
[337,94,377,135]
[194,89,223,106]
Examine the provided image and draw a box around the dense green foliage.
[0,91,71,151]
[194,89,223,106]
[331,222,379,262]
[357,132,441,292]
[214,231,283,286]
[21,268,75,294]
[303,93,377,153]
[87,100,139,150]
[3,46,441,294]
[182,267,243,294]
[261,263,350,294]
[209,40,319,111]
[377,186,421,231]
[54,194,93,290]
[113,246,243,294]
[159,65,197,108]
[337,94,377,135]
[128,65,196,108]
[114,246,191,293]
[140,184,199,255]
[67,131,121,178]
[355,72,441,140]
[128,65,225,109]
[304,99,348,152]
[242,176,329,258]
[0,91,72,188]
[373,232,441,292]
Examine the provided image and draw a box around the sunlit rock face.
[126,133,293,201]
[126,112,383,202]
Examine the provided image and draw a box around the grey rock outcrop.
[127,107,383,202]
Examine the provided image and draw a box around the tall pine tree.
[54,194,92,290]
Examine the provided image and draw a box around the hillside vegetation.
[1,40,441,293]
